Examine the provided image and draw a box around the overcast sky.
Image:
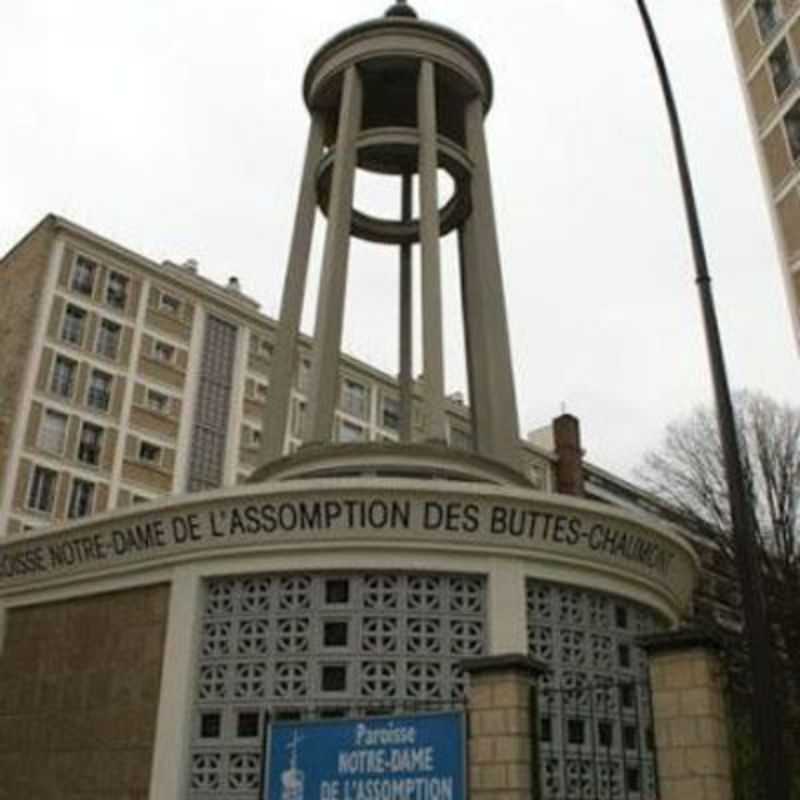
[2,0,799,480]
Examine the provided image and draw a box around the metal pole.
[633,2,789,797]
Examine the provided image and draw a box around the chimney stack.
[553,413,584,496]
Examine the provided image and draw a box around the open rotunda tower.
[0,4,699,799]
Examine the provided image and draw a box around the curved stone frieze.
[0,479,698,616]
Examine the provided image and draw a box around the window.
[236,712,260,739]
[296,358,311,392]
[106,271,129,310]
[598,720,614,748]
[785,101,800,160]
[87,370,112,412]
[159,293,181,314]
[27,466,57,512]
[139,441,162,464]
[291,398,306,438]
[51,355,77,398]
[68,479,95,519]
[381,395,400,431]
[755,0,781,40]
[78,423,103,466]
[132,494,150,505]
[325,578,350,604]
[338,420,365,443]
[259,338,273,357]
[449,426,472,450]
[61,304,86,345]
[71,256,96,296]
[323,621,349,648]
[769,39,793,97]
[341,379,369,419]
[200,712,221,739]
[153,340,175,363]
[38,409,68,454]
[320,664,347,693]
[96,319,121,359]
[255,383,268,402]
[147,389,170,414]
[567,719,585,746]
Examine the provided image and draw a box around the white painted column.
[399,174,414,443]
[307,67,363,443]
[487,559,529,654]
[148,567,202,800]
[260,114,325,461]
[459,221,494,454]
[417,60,447,443]
[462,97,521,467]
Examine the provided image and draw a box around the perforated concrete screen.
[188,572,486,798]
[527,580,666,800]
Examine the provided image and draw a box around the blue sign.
[264,711,466,800]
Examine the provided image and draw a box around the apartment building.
[724,0,800,350]
[0,215,553,537]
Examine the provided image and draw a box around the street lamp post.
[633,1,790,797]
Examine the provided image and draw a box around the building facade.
[0,3,732,796]
[723,0,800,351]
[0,215,553,539]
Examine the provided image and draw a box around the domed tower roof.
[302,4,493,112]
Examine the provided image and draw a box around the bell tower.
[259,1,522,471]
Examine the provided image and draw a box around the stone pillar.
[461,654,547,800]
[307,65,362,443]
[639,629,734,800]
[553,413,584,496]
[260,113,325,461]
[417,59,447,443]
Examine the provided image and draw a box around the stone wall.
[0,583,170,799]
[0,217,55,516]
[647,642,733,800]
[463,655,542,800]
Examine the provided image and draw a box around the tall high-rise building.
[0,214,553,538]
[724,0,800,350]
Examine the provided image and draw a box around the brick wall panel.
[111,375,126,418]
[0,586,170,799]
[12,458,32,511]
[778,188,800,258]
[735,13,762,70]
[58,246,73,289]
[46,296,64,342]
[35,348,54,393]
[119,325,134,365]
[25,402,43,449]
[748,65,776,125]
[763,124,793,188]
[102,428,118,471]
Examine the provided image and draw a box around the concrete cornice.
[460,653,549,678]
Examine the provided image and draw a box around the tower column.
[462,97,521,465]
[417,59,447,443]
[307,66,363,443]
[399,173,414,443]
[260,113,325,461]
